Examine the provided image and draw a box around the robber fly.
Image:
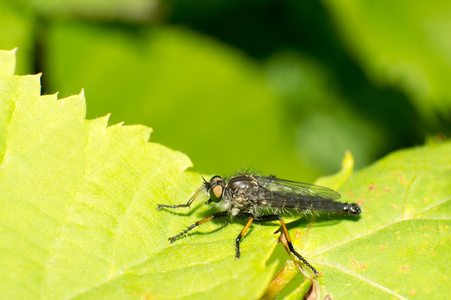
[157,173,361,275]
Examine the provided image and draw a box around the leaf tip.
[0,48,18,77]
[342,150,354,171]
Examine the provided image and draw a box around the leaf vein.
[319,261,409,300]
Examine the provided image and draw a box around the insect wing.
[258,176,341,201]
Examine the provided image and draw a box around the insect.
[157,173,361,275]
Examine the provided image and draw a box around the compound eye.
[210,185,223,203]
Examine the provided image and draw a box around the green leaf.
[1,49,449,300]
[305,140,451,299]
[322,0,451,121]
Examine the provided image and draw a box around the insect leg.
[254,214,319,276]
[235,216,255,259]
[168,211,229,243]
[157,184,205,210]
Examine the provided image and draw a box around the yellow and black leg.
[235,216,255,258]
[168,211,229,243]
[251,214,319,276]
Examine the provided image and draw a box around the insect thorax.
[223,175,262,215]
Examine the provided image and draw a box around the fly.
[157,173,361,276]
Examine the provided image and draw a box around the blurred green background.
[2,0,451,181]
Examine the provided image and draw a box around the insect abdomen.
[260,195,355,214]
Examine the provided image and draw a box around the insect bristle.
[232,167,264,177]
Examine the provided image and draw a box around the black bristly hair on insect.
[156,173,362,276]
[201,174,209,186]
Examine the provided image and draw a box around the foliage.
[1,50,450,299]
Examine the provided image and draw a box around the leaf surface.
[301,141,451,299]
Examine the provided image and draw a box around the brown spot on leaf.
[294,230,302,240]
[392,204,399,210]
[384,187,392,192]
[360,262,367,270]
[368,185,377,191]
[400,265,410,272]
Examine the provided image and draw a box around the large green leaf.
[304,140,451,298]
[1,49,450,299]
